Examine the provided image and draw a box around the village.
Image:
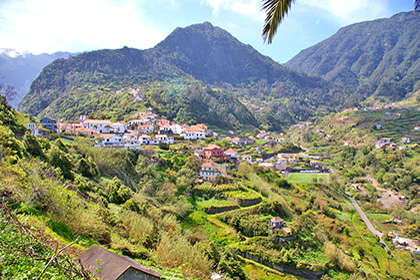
[24,108,335,184]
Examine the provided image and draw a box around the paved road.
[345,189,391,253]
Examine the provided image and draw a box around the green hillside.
[19,22,346,131]
[286,12,420,105]
[3,95,420,279]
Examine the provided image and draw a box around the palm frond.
[261,0,296,44]
[415,0,420,11]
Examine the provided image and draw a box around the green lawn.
[287,173,330,183]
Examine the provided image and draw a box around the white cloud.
[201,0,263,20]
[299,0,389,24]
[0,0,166,54]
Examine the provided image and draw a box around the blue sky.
[0,0,415,63]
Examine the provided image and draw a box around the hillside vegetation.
[3,96,420,279]
[286,12,420,105]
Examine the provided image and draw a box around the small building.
[200,162,221,181]
[259,162,274,169]
[224,148,238,159]
[79,245,162,280]
[170,123,183,135]
[81,119,126,134]
[24,123,42,137]
[155,134,174,145]
[137,124,154,134]
[270,217,285,229]
[122,133,139,145]
[401,137,411,144]
[139,134,151,145]
[75,127,100,136]
[98,134,122,145]
[415,125,420,131]
[40,116,57,132]
[242,155,252,164]
[182,125,206,140]
[376,137,391,148]
[203,144,226,161]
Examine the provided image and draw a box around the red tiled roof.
[201,162,216,168]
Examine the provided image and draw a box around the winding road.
[345,189,391,254]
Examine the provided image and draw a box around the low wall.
[228,197,262,207]
[204,205,239,214]
[241,252,324,280]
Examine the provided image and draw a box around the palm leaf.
[261,0,296,44]
[415,0,420,11]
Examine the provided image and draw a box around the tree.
[262,0,420,44]
[0,84,18,104]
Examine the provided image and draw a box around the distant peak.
[188,21,215,31]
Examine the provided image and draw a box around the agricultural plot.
[287,173,330,184]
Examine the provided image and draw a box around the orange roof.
[84,119,113,124]
[225,148,237,153]
[99,133,117,138]
[137,125,153,128]
[205,144,222,150]
[75,127,99,134]
[201,162,216,168]
[139,134,151,138]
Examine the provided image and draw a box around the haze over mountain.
[19,22,339,130]
[285,11,420,104]
[0,49,75,108]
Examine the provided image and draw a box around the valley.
[1,10,420,280]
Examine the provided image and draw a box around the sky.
[0,0,415,63]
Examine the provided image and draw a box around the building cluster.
[374,137,418,150]
[25,108,213,148]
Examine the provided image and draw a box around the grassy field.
[287,173,330,183]
[366,213,392,222]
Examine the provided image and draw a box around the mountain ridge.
[19,21,338,131]
[0,50,76,108]
[285,11,420,103]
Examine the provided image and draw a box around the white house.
[379,138,391,145]
[182,126,206,140]
[401,137,411,144]
[170,123,184,135]
[200,162,221,181]
[242,155,252,164]
[155,134,174,145]
[139,134,151,145]
[24,123,42,137]
[81,119,126,134]
[137,124,154,134]
[224,148,238,159]
[269,217,284,229]
[122,133,139,145]
[415,125,420,131]
[97,134,122,146]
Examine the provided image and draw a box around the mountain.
[0,49,75,108]
[19,22,342,130]
[285,12,420,103]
